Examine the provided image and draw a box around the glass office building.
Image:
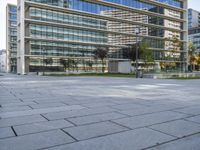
[6,4,17,73]
[189,27,200,52]
[17,0,188,74]
[188,9,200,29]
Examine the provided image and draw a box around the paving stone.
[81,102,116,108]
[146,133,200,150]
[0,115,46,128]
[0,105,31,112]
[1,102,37,107]
[185,115,200,124]
[1,74,200,150]
[110,103,148,110]
[63,121,128,140]
[118,106,168,116]
[43,107,115,120]
[174,106,200,115]
[112,111,189,129]
[0,105,85,118]
[0,127,15,139]
[29,102,66,109]
[0,99,22,104]
[32,97,71,103]
[68,112,126,125]
[149,120,200,138]
[46,128,174,150]
[13,119,74,135]
[0,130,74,150]
[0,96,17,100]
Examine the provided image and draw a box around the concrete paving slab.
[45,128,174,150]
[0,130,74,150]
[174,106,200,115]
[112,111,189,129]
[0,105,85,118]
[146,133,200,150]
[185,115,200,124]
[43,107,116,120]
[0,127,15,139]
[149,119,200,138]
[1,102,37,107]
[110,103,148,110]
[0,115,46,128]
[80,102,116,108]
[0,105,31,112]
[68,112,126,125]
[63,121,128,140]
[29,102,66,109]
[13,119,74,135]
[118,106,169,116]
[1,74,200,150]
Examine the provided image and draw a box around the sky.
[0,0,199,50]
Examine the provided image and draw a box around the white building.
[0,49,7,72]
[6,4,17,73]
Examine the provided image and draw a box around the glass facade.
[188,9,200,29]
[7,4,17,72]
[18,0,187,73]
[189,28,200,52]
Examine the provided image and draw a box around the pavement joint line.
[0,105,86,118]
[62,112,128,126]
[0,118,48,128]
[27,105,34,109]
[60,101,70,106]
[109,120,133,130]
[11,126,17,136]
[11,127,69,137]
[171,109,198,116]
[114,109,172,118]
[40,114,50,121]
[183,118,200,125]
[146,126,178,138]
[1,75,200,150]
[61,128,78,142]
[142,131,200,150]
[112,117,194,131]
[64,118,77,127]
[44,109,116,120]
[19,98,24,102]
[2,129,69,140]
[40,118,199,150]
[41,126,133,150]
[112,110,132,117]
[65,127,131,142]
[111,109,191,120]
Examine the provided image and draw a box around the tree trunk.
[96,60,98,72]
[101,59,104,73]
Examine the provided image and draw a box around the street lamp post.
[135,28,140,78]
[42,47,45,76]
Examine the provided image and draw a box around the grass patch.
[46,73,135,78]
[168,76,200,80]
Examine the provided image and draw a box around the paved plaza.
[0,74,200,150]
